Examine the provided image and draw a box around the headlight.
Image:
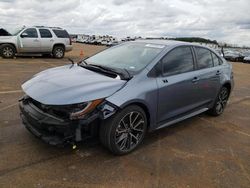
[70,99,103,120]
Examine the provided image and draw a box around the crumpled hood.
[22,65,126,105]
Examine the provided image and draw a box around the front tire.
[53,46,65,59]
[99,105,147,155]
[208,87,229,116]
[0,44,16,58]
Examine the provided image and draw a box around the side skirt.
[156,108,209,130]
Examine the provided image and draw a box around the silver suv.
[0,26,73,58]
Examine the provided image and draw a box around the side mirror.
[21,32,28,38]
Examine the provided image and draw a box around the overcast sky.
[0,0,250,46]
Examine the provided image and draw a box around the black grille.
[28,98,70,119]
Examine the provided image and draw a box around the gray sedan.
[19,40,234,155]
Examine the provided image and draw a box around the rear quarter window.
[52,29,69,38]
[211,52,223,66]
[195,47,214,69]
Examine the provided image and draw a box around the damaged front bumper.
[19,96,117,146]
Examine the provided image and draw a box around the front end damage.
[19,95,117,147]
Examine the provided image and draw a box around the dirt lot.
[0,43,249,188]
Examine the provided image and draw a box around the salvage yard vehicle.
[243,52,250,63]
[243,56,250,63]
[224,51,244,62]
[0,26,72,58]
[19,40,234,155]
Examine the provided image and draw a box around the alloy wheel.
[3,47,14,58]
[215,88,229,114]
[55,48,63,58]
[115,111,146,152]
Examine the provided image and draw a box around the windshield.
[86,43,165,73]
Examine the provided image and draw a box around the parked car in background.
[224,51,244,62]
[19,40,234,155]
[101,39,113,46]
[0,26,72,58]
[242,51,250,63]
[243,55,250,63]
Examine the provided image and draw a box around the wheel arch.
[53,43,65,50]
[119,100,151,130]
[222,82,232,94]
[0,43,17,52]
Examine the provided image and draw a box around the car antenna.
[68,58,75,68]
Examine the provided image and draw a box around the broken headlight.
[69,99,103,120]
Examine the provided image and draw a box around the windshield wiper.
[88,64,132,80]
[123,68,132,80]
[88,64,118,73]
[79,62,132,80]
[80,64,118,78]
[68,57,88,69]
[78,56,89,65]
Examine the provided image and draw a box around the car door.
[193,47,221,106]
[19,28,41,53]
[156,46,202,124]
[38,29,54,52]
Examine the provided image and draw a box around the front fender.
[106,76,158,131]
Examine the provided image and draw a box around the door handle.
[50,39,54,42]
[33,39,39,42]
[192,77,199,83]
[216,70,221,75]
[162,79,168,83]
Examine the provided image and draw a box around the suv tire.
[53,46,65,59]
[99,105,147,155]
[0,44,16,58]
[208,87,229,116]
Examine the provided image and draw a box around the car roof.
[132,39,220,53]
[131,39,225,58]
[133,39,192,46]
[32,26,64,30]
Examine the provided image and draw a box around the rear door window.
[39,29,52,38]
[211,52,223,66]
[161,46,194,76]
[195,47,214,69]
[52,29,69,38]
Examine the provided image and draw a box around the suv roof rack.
[33,26,63,29]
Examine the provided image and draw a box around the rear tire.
[53,46,65,59]
[208,87,229,116]
[0,44,16,58]
[99,105,147,155]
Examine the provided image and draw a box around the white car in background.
[243,52,250,63]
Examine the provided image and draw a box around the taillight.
[69,37,72,45]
